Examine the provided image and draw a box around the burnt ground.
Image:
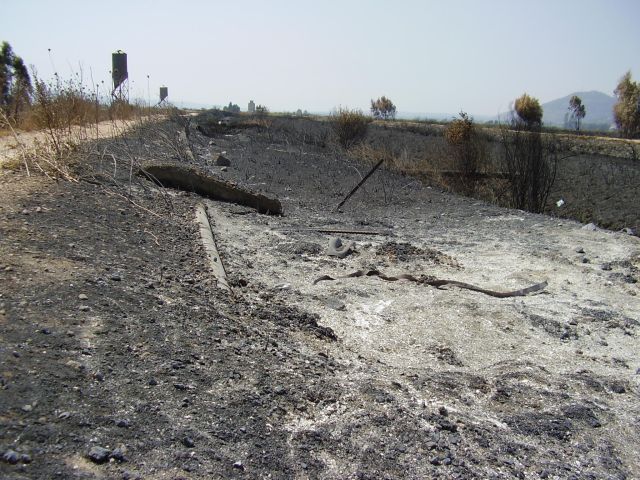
[1,116,639,479]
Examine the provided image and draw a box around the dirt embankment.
[1,117,639,479]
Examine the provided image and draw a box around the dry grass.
[0,71,174,180]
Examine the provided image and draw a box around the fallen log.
[313,269,548,298]
[139,163,282,215]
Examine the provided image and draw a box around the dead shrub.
[331,107,371,149]
[443,112,487,195]
[500,119,559,213]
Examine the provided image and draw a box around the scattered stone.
[609,382,626,394]
[87,446,111,464]
[327,237,355,258]
[174,383,188,390]
[79,305,90,311]
[221,166,228,172]
[233,461,245,470]
[274,386,287,395]
[575,247,585,254]
[581,257,589,264]
[601,263,612,271]
[116,419,131,428]
[78,294,88,300]
[325,298,346,311]
[182,437,195,448]
[439,406,449,417]
[148,378,158,386]
[41,327,52,335]
[21,209,29,215]
[20,453,32,464]
[21,404,33,412]
[110,273,122,281]
[110,447,127,462]
[3,449,19,464]
[215,154,231,166]
[582,223,598,231]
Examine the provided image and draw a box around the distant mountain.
[542,91,615,128]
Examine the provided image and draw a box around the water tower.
[111,50,128,101]
[159,86,168,104]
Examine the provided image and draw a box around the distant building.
[248,100,255,113]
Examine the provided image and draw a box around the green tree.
[568,95,586,131]
[514,93,542,129]
[0,41,33,122]
[613,71,640,138]
[370,96,396,120]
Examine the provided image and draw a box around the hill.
[542,90,615,129]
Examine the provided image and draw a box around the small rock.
[148,378,158,386]
[78,294,88,300]
[581,257,589,264]
[582,223,598,231]
[274,386,287,395]
[41,327,52,335]
[21,209,29,215]
[439,406,448,416]
[20,453,32,464]
[79,305,90,312]
[110,447,126,462]
[173,383,188,390]
[215,154,231,166]
[221,166,228,172]
[575,247,585,254]
[325,298,346,311]
[87,446,111,464]
[430,456,442,466]
[233,461,245,470]
[115,419,130,428]
[182,437,195,448]
[22,404,33,412]
[110,274,122,281]
[610,382,626,394]
[601,263,612,271]
[3,449,19,464]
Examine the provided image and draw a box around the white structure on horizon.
[248,100,255,113]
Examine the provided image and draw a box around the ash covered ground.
[1,115,639,479]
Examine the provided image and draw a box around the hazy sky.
[3,0,639,117]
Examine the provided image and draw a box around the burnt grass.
[0,115,638,479]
